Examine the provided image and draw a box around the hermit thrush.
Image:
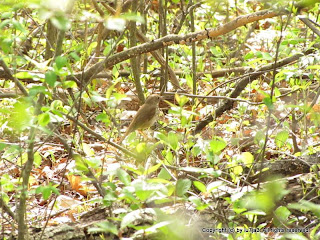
[120,94,161,142]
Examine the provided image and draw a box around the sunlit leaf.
[89,221,118,235]
[176,179,191,197]
[34,152,42,168]
[241,152,254,166]
[38,112,50,126]
[55,56,67,70]
[209,138,226,154]
[275,130,289,148]
[45,71,57,87]
[193,181,206,193]
[117,168,131,186]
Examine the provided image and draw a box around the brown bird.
[120,94,162,142]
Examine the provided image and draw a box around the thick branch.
[0,59,28,96]
[69,9,280,85]
[0,197,15,220]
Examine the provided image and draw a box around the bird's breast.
[139,107,160,129]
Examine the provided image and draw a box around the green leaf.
[176,179,191,197]
[14,71,33,79]
[0,37,12,53]
[42,187,51,200]
[29,86,49,97]
[254,130,265,147]
[36,183,60,200]
[8,100,32,132]
[1,174,14,192]
[55,56,67,70]
[261,52,273,60]
[241,179,288,214]
[87,158,101,170]
[0,143,7,151]
[244,51,254,60]
[307,65,320,70]
[175,93,189,107]
[121,209,156,229]
[45,71,57,87]
[122,165,143,176]
[62,80,77,89]
[121,188,139,204]
[82,143,94,156]
[2,145,20,161]
[70,52,80,61]
[164,149,174,165]
[167,132,178,150]
[157,132,179,150]
[275,130,289,148]
[240,152,254,166]
[38,112,50,126]
[87,42,97,56]
[193,181,206,193]
[310,223,320,239]
[133,181,154,201]
[207,181,224,193]
[111,65,119,78]
[186,74,193,90]
[50,100,63,110]
[12,19,26,32]
[89,221,118,235]
[210,46,223,57]
[233,165,243,176]
[117,168,131,186]
[1,12,12,19]
[0,19,10,29]
[103,190,117,203]
[145,163,162,175]
[188,196,202,206]
[145,221,171,234]
[106,79,120,99]
[178,167,221,177]
[209,138,227,154]
[96,113,110,125]
[274,206,291,226]
[136,142,146,153]
[189,196,209,210]
[74,154,89,173]
[158,168,172,180]
[288,200,320,218]
[263,96,274,110]
[34,152,42,168]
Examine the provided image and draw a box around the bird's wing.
[120,103,157,142]
[131,104,156,130]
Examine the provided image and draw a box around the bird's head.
[145,94,162,105]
